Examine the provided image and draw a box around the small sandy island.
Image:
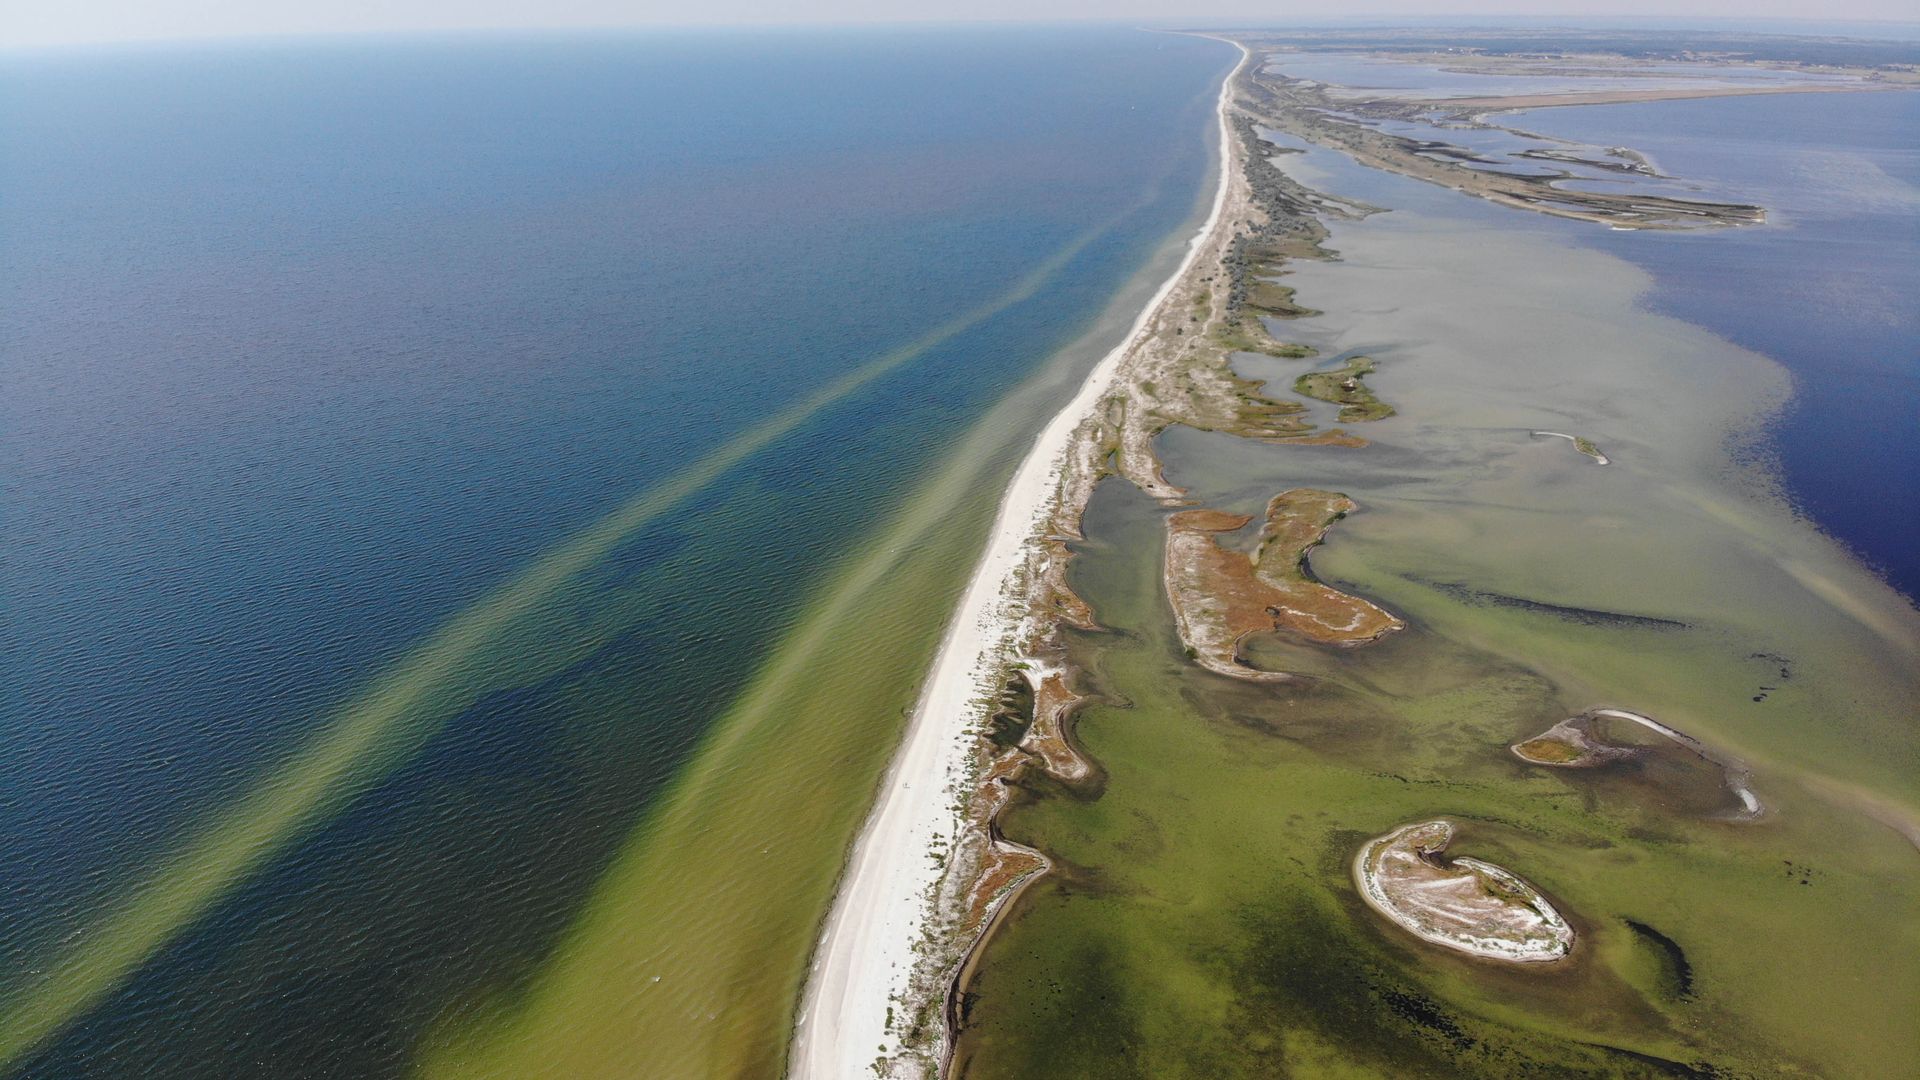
[1355,820,1574,962]
[1514,707,1764,820]
[1531,430,1609,464]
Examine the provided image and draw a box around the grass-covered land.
[1215,317,1317,360]
[1245,278,1322,320]
[1512,735,1584,763]
[1294,355,1396,422]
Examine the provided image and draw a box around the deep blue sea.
[1512,91,1920,600]
[0,28,1226,1075]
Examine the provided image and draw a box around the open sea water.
[0,28,1226,1075]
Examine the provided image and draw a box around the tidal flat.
[953,92,1920,1078]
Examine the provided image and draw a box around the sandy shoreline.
[1352,821,1575,963]
[787,41,1245,1080]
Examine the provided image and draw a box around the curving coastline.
[788,41,1249,1080]
[794,29,1895,1076]
[860,30,1920,1079]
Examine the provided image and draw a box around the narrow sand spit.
[1425,82,1876,116]
[1590,708,1764,820]
[1530,430,1609,465]
[788,44,1247,1080]
[1512,708,1764,819]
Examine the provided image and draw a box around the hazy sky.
[6,0,1916,48]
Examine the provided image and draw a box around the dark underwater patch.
[1623,919,1696,1001]
[1421,579,1692,631]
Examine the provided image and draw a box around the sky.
[4,0,1917,49]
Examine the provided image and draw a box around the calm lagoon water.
[1510,90,1920,599]
[955,71,1920,1080]
[0,28,1226,1075]
[1251,63,1920,603]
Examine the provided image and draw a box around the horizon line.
[8,12,1920,54]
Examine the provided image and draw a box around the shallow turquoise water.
[0,28,1227,1075]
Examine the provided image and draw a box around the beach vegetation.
[1292,355,1396,422]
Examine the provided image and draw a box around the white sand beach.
[788,40,1246,1080]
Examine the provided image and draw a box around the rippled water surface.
[0,28,1228,1076]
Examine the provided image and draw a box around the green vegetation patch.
[1214,317,1318,360]
[1293,355,1397,422]
[1513,736,1583,764]
[1245,276,1321,319]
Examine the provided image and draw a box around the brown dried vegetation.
[1165,489,1404,680]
